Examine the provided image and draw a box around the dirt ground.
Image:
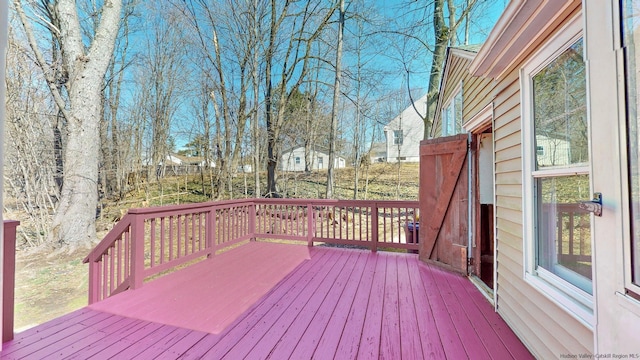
[13,245,90,331]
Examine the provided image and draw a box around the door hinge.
[468,257,474,266]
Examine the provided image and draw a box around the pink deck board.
[265,250,358,359]
[418,260,469,359]
[304,249,372,359]
[382,254,404,360]
[357,250,387,359]
[406,256,447,358]
[334,252,379,359]
[2,242,533,359]
[453,273,534,360]
[284,249,362,359]
[194,247,335,359]
[236,249,353,359]
[396,255,426,360]
[89,241,310,334]
[427,262,492,358]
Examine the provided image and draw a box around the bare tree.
[101,1,137,200]
[389,0,489,138]
[326,0,345,199]
[264,0,337,197]
[174,0,265,198]
[14,0,123,248]
[5,28,59,246]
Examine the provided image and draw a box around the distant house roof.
[370,143,386,154]
[451,43,482,53]
[281,145,344,159]
[384,93,428,131]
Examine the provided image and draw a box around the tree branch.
[13,0,70,121]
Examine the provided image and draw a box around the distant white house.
[143,153,215,167]
[280,146,346,172]
[369,142,387,163]
[535,135,571,167]
[383,93,426,163]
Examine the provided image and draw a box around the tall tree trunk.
[326,0,344,199]
[424,0,447,139]
[15,0,122,247]
[264,0,279,197]
[252,0,261,197]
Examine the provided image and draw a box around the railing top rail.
[121,198,419,216]
[126,198,255,215]
[252,198,419,206]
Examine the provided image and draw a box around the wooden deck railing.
[3,220,20,343]
[540,203,592,277]
[84,198,419,304]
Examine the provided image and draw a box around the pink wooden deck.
[2,242,532,359]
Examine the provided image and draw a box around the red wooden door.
[419,134,469,274]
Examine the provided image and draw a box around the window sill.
[616,291,640,319]
[525,272,594,329]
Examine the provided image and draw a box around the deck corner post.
[87,260,100,304]
[130,215,145,289]
[371,203,378,253]
[249,202,257,241]
[307,203,314,247]
[3,220,19,343]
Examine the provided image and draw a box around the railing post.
[371,203,378,253]
[249,202,256,241]
[3,220,19,343]
[87,259,100,304]
[130,214,145,290]
[307,204,314,247]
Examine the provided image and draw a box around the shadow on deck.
[2,242,532,359]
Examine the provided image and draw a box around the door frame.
[586,0,640,352]
[464,104,496,303]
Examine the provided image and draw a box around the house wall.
[280,147,308,172]
[280,147,345,172]
[490,7,593,358]
[385,94,426,163]
[432,53,494,138]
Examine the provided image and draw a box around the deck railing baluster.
[160,217,166,264]
[116,236,122,286]
[109,247,115,294]
[168,216,174,261]
[150,218,156,268]
[372,203,379,252]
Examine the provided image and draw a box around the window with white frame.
[441,87,463,136]
[522,16,593,321]
[393,130,403,145]
[295,156,301,165]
